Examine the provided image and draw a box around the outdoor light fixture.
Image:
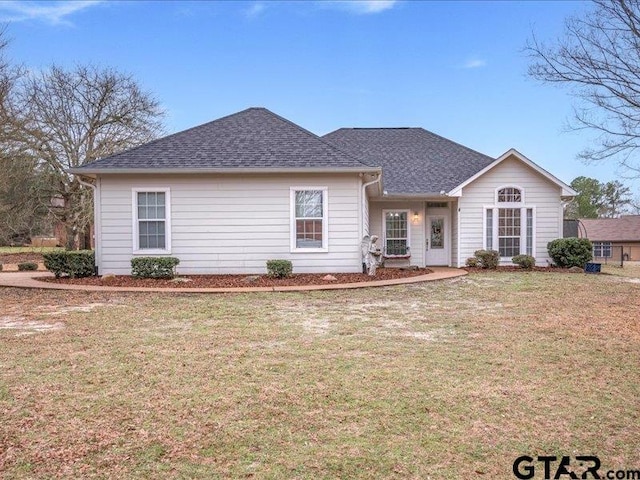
[413,211,419,222]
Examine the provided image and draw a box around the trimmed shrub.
[43,251,67,278]
[43,250,95,278]
[18,262,38,271]
[266,259,292,278]
[547,238,593,268]
[66,251,96,278]
[474,249,500,269]
[512,254,535,270]
[131,257,180,279]
[465,257,479,267]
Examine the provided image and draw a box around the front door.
[425,210,450,266]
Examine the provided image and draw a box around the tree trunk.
[65,224,76,250]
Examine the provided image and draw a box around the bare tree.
[0,26,9,102]
[5,65,164,249]
[0,26,22,145]
[527,0,640,176]
[0,153,54,245]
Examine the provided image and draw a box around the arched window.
[497,187,522,203]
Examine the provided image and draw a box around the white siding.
[451,199,459,266]
[458,155,563,265]
[369,200,425,267]
[98,173,363,275]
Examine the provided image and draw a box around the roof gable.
[73,108,373,173]
[322,127,495,195]
[448,149,576,197]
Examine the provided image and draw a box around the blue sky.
[0,0,630,188]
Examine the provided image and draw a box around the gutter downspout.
[362,174,381,238]
[560,199,571,240]
[76,177,100,275]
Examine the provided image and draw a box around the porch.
[368,198,458,268]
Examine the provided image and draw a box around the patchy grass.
[602,261,640,279]
[0,271,638,478]
[0,246,62,254]
[0,246,63,266]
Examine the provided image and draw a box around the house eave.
[69,166,382,177]
[587,239,640,243]
[372,192,452,200]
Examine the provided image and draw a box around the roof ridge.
[348,127,414,130]
[261,109,373,169]
[326,126,495,162]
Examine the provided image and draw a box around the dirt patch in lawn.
[0,316,64,335]
[41,267,432,288]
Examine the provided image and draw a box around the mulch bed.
[42,267,433,288]
[0,253,44,264]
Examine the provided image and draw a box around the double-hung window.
[484,187,535,260]
[593,241,612,258]
[498,208,521,258]
[291,187,328,252]
[383,210,410,256]
[133,188,171,253]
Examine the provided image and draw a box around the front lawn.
[0,270,638,478]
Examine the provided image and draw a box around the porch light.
[413,211,419,222]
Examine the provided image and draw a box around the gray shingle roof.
[74,108,372,172]
[322,127,495,194]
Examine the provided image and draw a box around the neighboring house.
[578,215,640,261]
[70,108,575,275]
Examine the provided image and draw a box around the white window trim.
[525,207,536,257]
[290,186,329,253]
[483,205,536,261]
[593,241,612,258]
[382,209,411,256]
[495,185,525,205]
[132,187,172,255]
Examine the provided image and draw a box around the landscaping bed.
[42,267,433,288]
[0,252,45,264]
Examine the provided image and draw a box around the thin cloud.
[0,1,101,25]
[244,2,266,19]
[462,59,487,69]
[320,1,398,15]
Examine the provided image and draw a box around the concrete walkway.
[0,267,467,293]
